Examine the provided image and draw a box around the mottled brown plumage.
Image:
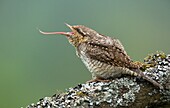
[39,24,162,89]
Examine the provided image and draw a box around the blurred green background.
[0,0,170,107]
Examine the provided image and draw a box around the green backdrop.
[0,0,170,107]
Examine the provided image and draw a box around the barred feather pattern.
[75,33,162,88]
[76,38,139,79]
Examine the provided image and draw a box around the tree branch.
[27,52,170,108]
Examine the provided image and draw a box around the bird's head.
[39,23,97,47]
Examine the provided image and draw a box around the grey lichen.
[144,52,170,86]
[27,78,140,108]
[143,52,170,104]
[27,52,170,108]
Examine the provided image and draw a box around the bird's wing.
[86,39,132,68]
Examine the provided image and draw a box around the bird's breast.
[77,44,113,74]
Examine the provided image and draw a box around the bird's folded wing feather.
[86,39,132,68]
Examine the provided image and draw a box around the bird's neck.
[70,36,88,47]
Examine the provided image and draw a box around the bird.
[38,23,162,89]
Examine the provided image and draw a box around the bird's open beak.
[38,23,74,36]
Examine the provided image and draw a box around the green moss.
[141,51,166,71]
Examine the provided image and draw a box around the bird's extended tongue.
[38,23,74,36]
[38,29,73,36]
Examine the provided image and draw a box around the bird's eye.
[76,28,86,36]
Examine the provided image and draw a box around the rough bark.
[27,52,170,108]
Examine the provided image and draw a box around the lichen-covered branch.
[27,52,170,108]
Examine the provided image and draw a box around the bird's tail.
[131,68,163,89]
